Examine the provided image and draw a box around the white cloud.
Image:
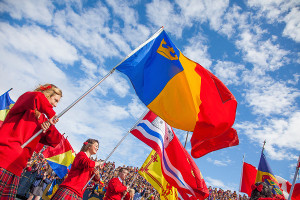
[183,35,212,69]
[235,111,300,160]
[283,7,300,42]
[205,177,227,189]
[146,0,188,37]
[243,77,299,116]
[0,0,54,26]
[207,157,232,166]
[236,30,289,73]
[213,61,245,85]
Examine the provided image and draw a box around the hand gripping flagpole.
[21,69,115,148]
[21,26,164,149]
[288,155,300,200]
[82,109,149,191]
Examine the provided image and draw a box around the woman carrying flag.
[50,139,102,200]
[0,84,63,199]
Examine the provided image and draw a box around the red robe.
[0,91,62,176]
[104,177,127,200]
[59,151,99,198]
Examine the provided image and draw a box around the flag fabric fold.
[256,152,283,196]
[139,150,179,200]
[275,175,292,199]
[117,29,238,158]
[0,90,15,127]
[43,136,75,179]
[239,162,257,196]
[131,110,209,199]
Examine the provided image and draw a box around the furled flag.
[116,29,238,158]
[131,110,209,199]
[139,150,179,200]
[45,179,59,198]
[256,152,283,196]
[239,162,257,196]
[43,136,75,179]
[0,89,15,127]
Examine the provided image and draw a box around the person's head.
[80,139,99,155]
[34,84,62,107]
[250,182,273,200]
[118,168,129,181]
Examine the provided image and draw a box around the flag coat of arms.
[117,29,238,158]
[256,152,283,196]
[43,136,75,179]
[131,110,209,199]
[139,150,179,200]
[0,90,15,127]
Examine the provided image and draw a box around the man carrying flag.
[116,28,238,158]
[0,89,15,127]
[131,110,209,199]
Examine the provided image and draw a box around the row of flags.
[239,152,300,200]
[2,28,298,200]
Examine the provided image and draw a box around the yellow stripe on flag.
[45,150,75,167]
[139,150,178,200]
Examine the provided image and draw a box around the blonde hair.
[80,139,99,152]
[34,84,62,99]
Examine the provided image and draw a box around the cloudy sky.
[0,0,299,194]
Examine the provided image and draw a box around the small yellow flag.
[139,150,178,200]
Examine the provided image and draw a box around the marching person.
[50,139,102,200]
[0,84,63,199]
[104,168,130,200]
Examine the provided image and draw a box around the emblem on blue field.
[157,38,178,60]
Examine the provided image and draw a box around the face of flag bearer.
[48,94,61,107]
[88,142,99,155]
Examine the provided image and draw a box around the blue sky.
[0,0,299,194]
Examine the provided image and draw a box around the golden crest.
[157,38,178,60]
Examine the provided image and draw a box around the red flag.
[191,65,238,158]
[291,183,300,200]
[239,162,257,196]
[131,111,209,199]
[34,143,45,153]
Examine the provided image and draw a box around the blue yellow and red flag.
[0,89,15,127]
[117,29,238,158]
[256,152,283,195]
[43,136,75,179]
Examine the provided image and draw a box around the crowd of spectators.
[17,152,251,200]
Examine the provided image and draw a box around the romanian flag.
[0,89,15,127]
[139,150,179,200]
[43,136,75,179]
[256,152,283,196]
[116,29,238,158]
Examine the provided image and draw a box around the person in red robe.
[0,84,63,199]
[104,168,130,200]
[50,139,102,200]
